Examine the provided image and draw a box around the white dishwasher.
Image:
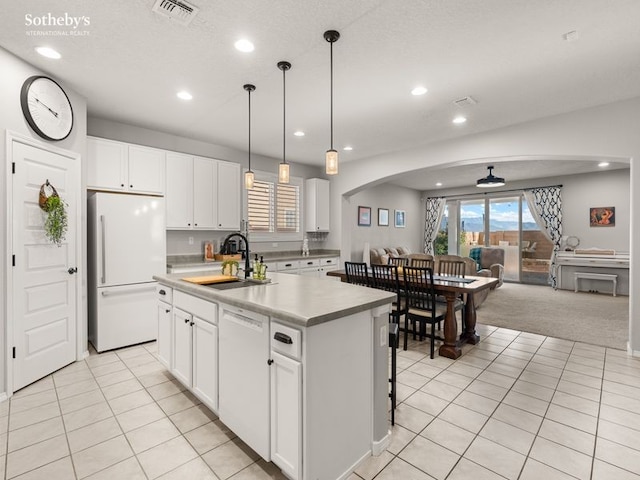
[218,303,271,460]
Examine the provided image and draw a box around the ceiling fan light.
[326,149,338,175]
[476,165,506,188]
[278,162,290,184]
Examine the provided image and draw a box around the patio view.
[436,196,554,285]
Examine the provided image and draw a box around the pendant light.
[243,84,256,190]
[277,61,291,184]
[476,165,506,188]
[324,30,340,175]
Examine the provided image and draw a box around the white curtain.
[524,187,563,288]
[423,197,446,254]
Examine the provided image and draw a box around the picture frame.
[378,208,389,226]
[394,209,406,228]
[358,206,371,226]
[590,207,615,227]
[204,241,216,261]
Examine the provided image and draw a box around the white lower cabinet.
[169,292,219,412]
[192,317,218,411]
[270,351,302,479]
[157,301,172,369]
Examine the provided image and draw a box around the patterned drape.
[423,197,446,254]
[524,187,562,288]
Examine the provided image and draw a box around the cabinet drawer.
[320,257,339,267]
[271,322,302,361]
[299,258,319,269]
[156,284,173,303]
[174,291,217,324]
[277,260,300,271]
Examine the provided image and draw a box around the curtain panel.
[524,186,563,288]
[423,197,446,254]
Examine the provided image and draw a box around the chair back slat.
[402,266,436,312]
[410,257,434,269]
[345,261,370,287]
[371,264,400,296]
[388,257,408,267]
[438,259,466,277]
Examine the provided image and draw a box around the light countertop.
[154,271,393,327]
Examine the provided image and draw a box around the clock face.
[20,76,74,141]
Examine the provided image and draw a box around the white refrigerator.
[88,192,166,352]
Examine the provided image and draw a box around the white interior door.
[11,140,79,391]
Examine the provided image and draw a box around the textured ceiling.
[2,0,639,186]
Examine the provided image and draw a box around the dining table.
[326,269,499,359]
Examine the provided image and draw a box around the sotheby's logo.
[25,13,91,36]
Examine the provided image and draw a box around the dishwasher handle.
[273,332,293,344]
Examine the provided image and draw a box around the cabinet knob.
[184,318,189,324]
[121,184,125,187]
[165,309,170,313]
[159,289,166,295]
[187,223,191,226]
[267,359,274,366]
[130,185,133,188]
[195,223,198,226]
[190,321,194,326]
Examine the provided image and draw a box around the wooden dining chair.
[437,259,466,277]
[436,259,466,329]
[410,257,434,269]
[344,261,370,287]
[387,256,408,267]
[402,266,447,358]
[370,264,406,326]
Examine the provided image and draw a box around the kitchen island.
[154,271,394,480]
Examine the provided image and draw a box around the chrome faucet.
[221,233,251,278]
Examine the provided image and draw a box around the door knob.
[68,267,77,274]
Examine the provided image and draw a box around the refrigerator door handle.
[100,215,106,284]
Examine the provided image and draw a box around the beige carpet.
[476,282,629,350]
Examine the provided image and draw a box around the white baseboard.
[372,430,391,455]
[627,342,640,357]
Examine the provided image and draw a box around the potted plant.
[221,259,239,277]
[43,194,68,246]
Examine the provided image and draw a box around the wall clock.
[20,75,74,141]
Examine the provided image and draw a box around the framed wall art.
[394,209,406,228]
[589,207,615,227]
[378,208,389,226]
[358,206,371,226]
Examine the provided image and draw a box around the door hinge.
[12,162,15,174]
[12,254,16,267]
[12,347,16,359]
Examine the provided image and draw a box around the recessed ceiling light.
[435,182,443,187]
[234,39,254,52]
[177,91,193,100]
[343,146,353,151]
[598,161,610,167]
[411,86,427,96]
[35,46,61,59]
[452,116,467,124]
[293,131,305,137]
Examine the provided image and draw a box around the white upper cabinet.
[87,137,165,195]
[165,153,240,231]
[128,145,166,194]
[216,161,241,230]
[166,153,194,228]
[193,156,217,229]
[305,178,330,232]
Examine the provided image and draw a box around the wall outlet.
[188,236,194,245]
[380,324,388,347]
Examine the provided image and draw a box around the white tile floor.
[2,324,640,479]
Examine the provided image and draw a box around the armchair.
[469,247,505,288]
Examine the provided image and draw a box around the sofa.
[368,246,504,307]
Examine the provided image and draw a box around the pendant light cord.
[282,66,286,165]
[330,39,334,150]
[248,88,251,170]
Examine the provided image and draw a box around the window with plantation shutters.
[246,171,302,240]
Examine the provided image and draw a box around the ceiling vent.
[453,96,478,108]
[152,0,199,25]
